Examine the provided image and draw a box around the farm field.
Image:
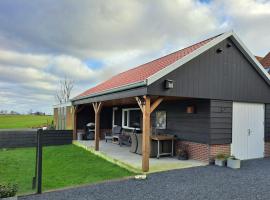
[0,115,53,129]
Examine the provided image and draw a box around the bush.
[0,183,18,198]
[215,153,229,161]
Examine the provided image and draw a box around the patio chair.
[119,133,131,147]
[117,123,139,147]
[130,124,141,153]
[130,133,138,153]
[105,125,122,143]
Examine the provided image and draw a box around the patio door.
[232,102,264,160]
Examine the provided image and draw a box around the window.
[122,108,141,129]
[112,107,117,126]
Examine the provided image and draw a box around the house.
[69,31,270,172]
[257,52,270,73]
[53,102,74,130]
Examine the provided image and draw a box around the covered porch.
[72,95,210,172]
[75,139,205,173]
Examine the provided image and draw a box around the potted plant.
[227,155,241,169]
[176,145,189,160]
[215,153,228,167]
[0,183,17,200]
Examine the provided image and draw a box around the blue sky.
[0,0,269,114]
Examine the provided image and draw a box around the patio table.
[151,135,175,159]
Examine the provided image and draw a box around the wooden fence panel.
[0,130,73,148]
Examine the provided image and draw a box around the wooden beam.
[135,97,143,112]
[150,97,164,113]
[92,102,97,113]
[142,96,151,172]
[96,102,103,114]
[92,102,103,151]
[72,106,77,140]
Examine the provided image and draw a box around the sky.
[0,0,270,114]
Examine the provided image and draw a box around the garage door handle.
[247,129,251,136]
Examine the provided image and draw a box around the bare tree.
[55,77,74,104]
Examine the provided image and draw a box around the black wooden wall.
[77,106,112,130]
[209,100,232,144]
[148,38,270,103]
[151,99,211,143]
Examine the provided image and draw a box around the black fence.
[0,130,73,148]
[42,130,73,146]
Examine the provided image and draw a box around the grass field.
[0,115,53,129]
[0,145,134,194]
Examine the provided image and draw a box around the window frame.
[121,108,141,130]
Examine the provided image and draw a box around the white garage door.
[232,102,264,160]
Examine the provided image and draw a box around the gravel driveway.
[20,158,270,200]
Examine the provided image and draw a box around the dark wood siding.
[77,105,112,129]
[265,104,270,141]
[209,100,232,144]
[151,99,210,144]
[114,108,122,126]
[148,38,270,103]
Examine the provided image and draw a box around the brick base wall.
[176,141,230,163]
[176,141,210,163]
[265,142,270,157]
[177,141,270,163]
[209,144,231,161]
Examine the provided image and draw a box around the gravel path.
[20,158,270,200]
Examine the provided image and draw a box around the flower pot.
[227,158,241,169]
[215,159,226,167]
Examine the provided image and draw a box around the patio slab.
[74,140,206,173]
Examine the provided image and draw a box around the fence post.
[37,129,43,194]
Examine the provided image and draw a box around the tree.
[55,77,74,104]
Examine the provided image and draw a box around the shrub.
[215,153,229,161]
[0,183,18,198]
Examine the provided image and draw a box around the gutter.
[71,80,147,102]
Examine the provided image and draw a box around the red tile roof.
[260,52,270,68]
[78,34,220,98]
[255,56,263,62]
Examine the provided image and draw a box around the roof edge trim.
[71,80,147,102]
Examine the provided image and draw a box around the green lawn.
[0,145,134,194]
[0,115,53,129]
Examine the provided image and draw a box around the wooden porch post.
[136,96,164,172]
[92,102,103,151]
[142,96,151,172]
[73,106,77,140]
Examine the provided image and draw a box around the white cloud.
[0,49,50,68]
[0,0,219,58]
[210,0,270,55]
[0,0,269,114]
